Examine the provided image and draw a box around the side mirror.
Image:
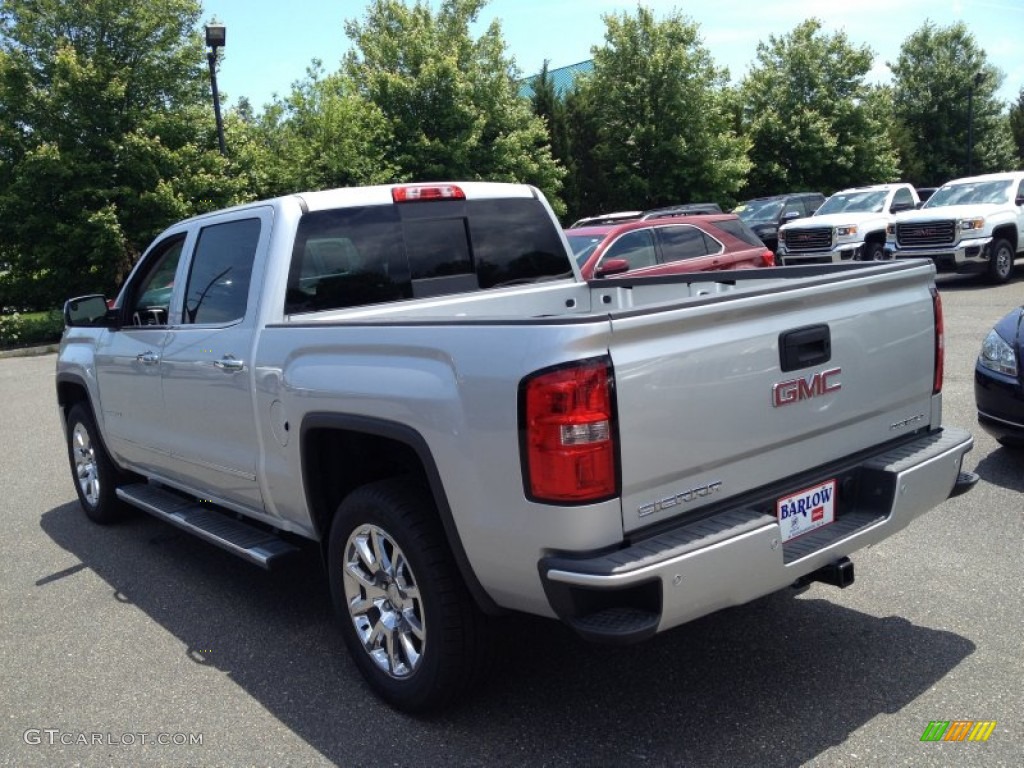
[595,258,631,277]
[64,295,116,327]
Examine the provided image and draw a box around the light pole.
[967,71,984,176]
[205,23,227,156]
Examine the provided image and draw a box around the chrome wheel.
[72,422,100,507]
[342,523,425,679]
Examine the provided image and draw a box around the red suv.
[565,214,775,279]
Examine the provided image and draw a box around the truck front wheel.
[328,477,490,712]
[987,238,1015,284]
[65,403,131,524]
[861,241,885,261]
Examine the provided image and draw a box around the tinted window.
[288,205,406,314]
[183,218,261,325]
[801,196,824,215]
[604,229,657,270]
[658,226,714,261]
[892,188,915,210]
[287,198,569,314]
[124,235,186,327]
[713,218,764,247]
[406,218,472,279]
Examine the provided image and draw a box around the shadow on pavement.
[972,443,1024,492]
[41,502,975,767]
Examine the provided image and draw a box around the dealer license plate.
[776,479,836,542]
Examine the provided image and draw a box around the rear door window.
[657,225,718,262]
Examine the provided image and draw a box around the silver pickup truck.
[57,182,976,711]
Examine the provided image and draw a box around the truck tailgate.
[608,267,938,534]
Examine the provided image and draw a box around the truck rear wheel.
[65,403,131,524]
[327,477,490,712]
[987,238,1015,284]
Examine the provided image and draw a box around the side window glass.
[1016,180,1024,202]
[658,226,711,262]
[183,218,261,325]
[604,229,657,270]
[783,201,802,218]
[124,235,186,327]
[892,189,913,210]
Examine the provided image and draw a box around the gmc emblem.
[772,367,842,407]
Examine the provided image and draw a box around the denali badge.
[638,481,723,517]
[772,367,841,407]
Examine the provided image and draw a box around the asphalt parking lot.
[1,271,1022,768]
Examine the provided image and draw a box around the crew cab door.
[157,210,272,510]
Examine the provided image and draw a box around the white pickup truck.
[777,183,919,265]
[886,171,1024,283]
[57,181,976,711]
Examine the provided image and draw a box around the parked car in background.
[777,183,919,265]
[733,193,826,253]
[915,187,938,203]
[566,214,774,279]
[887,171,1024,284]
[975,304,1024,446]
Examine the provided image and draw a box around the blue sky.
[200,0,1023,110]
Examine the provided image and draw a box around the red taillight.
[391,184,466,202]
[932,287,944,394]
[761,249,776,267]
[520,358,618,503]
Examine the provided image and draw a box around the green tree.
[740,19,898,197]
[1005,87,1024,165]
[889,20,1017,185]
[0,0,243,309]
[343,0,564,212]
[236,61,397,198]
[577,7,749,213]
[561,82,608,223]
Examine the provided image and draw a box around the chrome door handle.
[136,352,159,365]
[213,355,245,372]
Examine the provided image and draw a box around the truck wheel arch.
[299,413,500,615]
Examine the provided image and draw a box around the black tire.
[65,403,131,524]
[862,241,885,261]
[987,238,1015,284]
[327,477,490,712]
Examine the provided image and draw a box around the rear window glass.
[287,197,568,314]
[712,218,765,247]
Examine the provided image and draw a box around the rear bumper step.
[539,426,974,643]
[116,483,299,569]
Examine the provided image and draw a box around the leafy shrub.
[0,310,64,349]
